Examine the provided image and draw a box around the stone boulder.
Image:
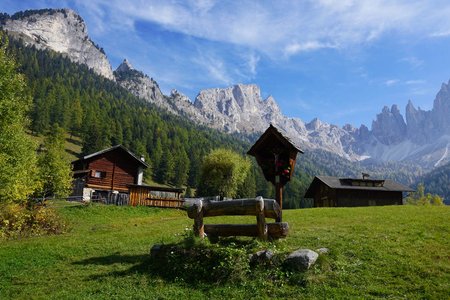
[284,249,318,270]
[250,250,274,266]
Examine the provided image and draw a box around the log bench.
[186,196,289,240]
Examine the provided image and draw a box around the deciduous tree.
[197,148,251,199]
[0,34,40,203]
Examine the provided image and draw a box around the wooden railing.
[187,197,289,240]
[132,197,185,208]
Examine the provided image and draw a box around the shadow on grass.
[66,136,82,146]
[73,253,149,266]
[65,148,80,158]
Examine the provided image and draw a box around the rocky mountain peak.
[432,79,450,132]
[306,118,324,131]
[1,8,114,80]
[116,59,134,73]
[372,104,407,145]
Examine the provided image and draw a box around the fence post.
[193,200,204,238]
[256,196,267,240]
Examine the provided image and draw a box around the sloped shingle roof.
[304,175,415,198]
[72,145,149,168]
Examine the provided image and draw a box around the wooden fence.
[129,197,185,208]
[187,196,289,240]
[128,185,184,208]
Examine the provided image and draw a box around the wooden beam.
[204,222,288,239]
[187,198,281,220]
[255,196,267,240]
[275,180,283,222]
[192,200,204,238]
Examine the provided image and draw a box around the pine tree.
[37,125,73,198]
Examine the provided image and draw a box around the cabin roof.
[247,124,304,156]
[73,145,149,168]
[304,175,415,198]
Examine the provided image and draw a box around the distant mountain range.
[2,8,450,170]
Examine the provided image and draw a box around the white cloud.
[405,79,426,85]
[385,79,399,86]
[284,41,336,56]
[71,0,450,60]
[400,56,424,68]
[246,53,260,76]
[430,30,450,37]
[192,52,232,85]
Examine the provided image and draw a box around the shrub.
[0,202,66,239]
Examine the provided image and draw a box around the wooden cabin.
[304,176,414,207]
[72,145,185,208]
[72,145,149,201]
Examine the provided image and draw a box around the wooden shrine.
[247,124,303,220]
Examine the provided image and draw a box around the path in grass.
[0,204,449,299]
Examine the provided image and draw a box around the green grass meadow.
[1,204,449,299]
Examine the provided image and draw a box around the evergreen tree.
[37,125,73,198]
[69,97,83,137]
[0,34,40,203]
[173,148,190,187]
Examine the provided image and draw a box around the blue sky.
[2,0,450,128]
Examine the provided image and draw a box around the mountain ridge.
[2,7,449,169]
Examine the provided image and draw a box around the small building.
[247,124,303,213]
[72,145,185,207]
[72,145,149,202]
[304,176,414,207]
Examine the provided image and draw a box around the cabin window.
[92,171,106,178]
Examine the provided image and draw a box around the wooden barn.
[304,176,414,207]
[72,145,184,207]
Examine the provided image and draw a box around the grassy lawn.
[0,204,449,299]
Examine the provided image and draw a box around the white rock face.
[193,84,285,133]
[178,83,364,161]
[114,59,166,108]
[2,9,114,80]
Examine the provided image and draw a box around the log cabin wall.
[336,190,402,207]
[314,182,337,207]
[85,151,139,192]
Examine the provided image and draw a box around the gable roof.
[304,175,414,198]
[73,145,149,168]
[247,124,304,156]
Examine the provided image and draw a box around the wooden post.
[255,196,267,240]
[275,176,283,222]
[193,200,204,238]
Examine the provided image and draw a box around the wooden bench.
[187,197,289,240]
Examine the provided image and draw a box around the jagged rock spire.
[116,59,134,73]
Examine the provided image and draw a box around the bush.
[0,202,66,239]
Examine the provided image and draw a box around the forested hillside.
[418,162,450,204]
